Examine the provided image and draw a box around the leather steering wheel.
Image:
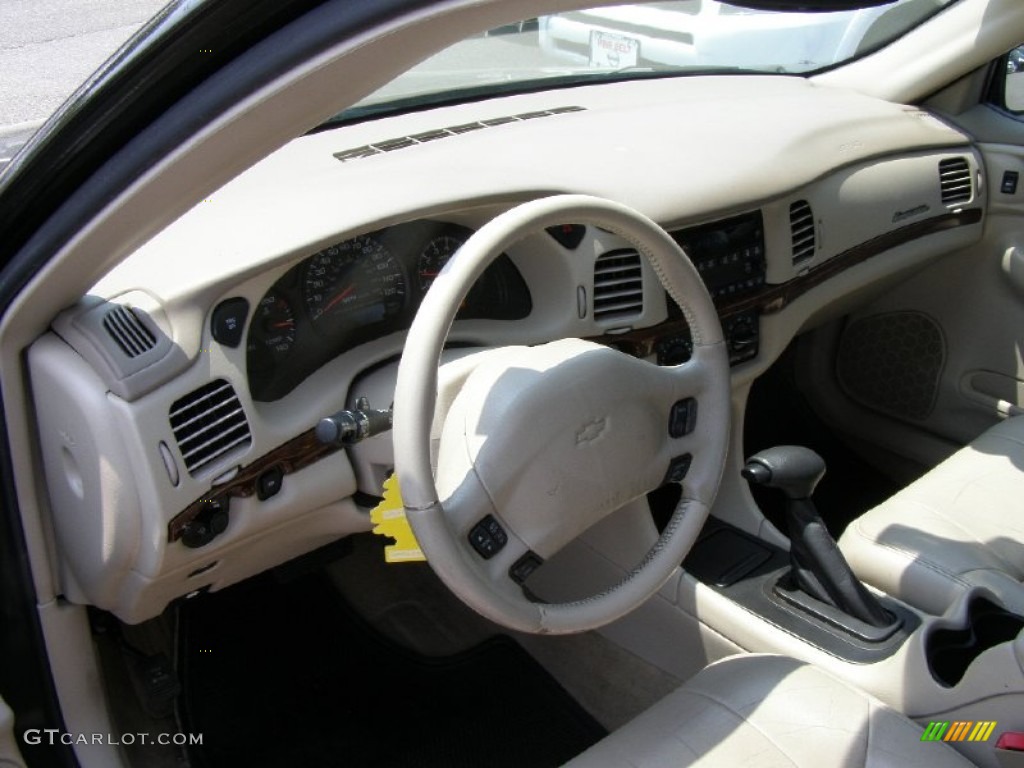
[393,195,730,634]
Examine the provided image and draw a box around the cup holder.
[926,596,1024,687]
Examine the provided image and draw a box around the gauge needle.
[271,321,295,329]
[420,271,440,278]
[322,284,356,313]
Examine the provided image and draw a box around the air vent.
[594,249,644,320]
[102,305,157,358]
[169,380,251,475]
[789,200,816,265]
[939,157,972,205]
[333,106,586,163]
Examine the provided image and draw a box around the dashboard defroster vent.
[593,249,643,320]
[939,157,972,206]
[170,380,251,475]
[333,106,586,163]
[102,305,157,358]
[789,200,816,265]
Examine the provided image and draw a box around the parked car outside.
[538,0,939,73]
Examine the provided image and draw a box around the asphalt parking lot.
[0,9,564,173]
[0,0,168,170]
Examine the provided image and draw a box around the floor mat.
[179,572,606,768]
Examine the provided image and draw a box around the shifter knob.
[742,446,826,500]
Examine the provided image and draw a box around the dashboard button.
[546,223,586,249]
[1002,171,1019,195]
[211,297,249,348]
[257,467,284,501]
[181,498,230,549]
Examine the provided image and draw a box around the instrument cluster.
[246,220,531,401]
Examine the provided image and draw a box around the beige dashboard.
[26,74,985,623]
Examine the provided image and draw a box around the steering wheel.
[393,195,730,634]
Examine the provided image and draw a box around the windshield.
[331,0,958,124]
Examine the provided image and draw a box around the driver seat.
[565,654,975,767]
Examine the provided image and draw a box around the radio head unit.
[670,210,766,301]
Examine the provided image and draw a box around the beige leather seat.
[566,654,972,767]
[839,417,1024,616]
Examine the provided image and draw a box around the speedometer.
[303,235,406,330]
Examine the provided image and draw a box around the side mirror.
[1004,45,1024,113]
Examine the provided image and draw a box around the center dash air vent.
[169,380,251,475]
[102,305,157,359]
[789,200,816,265]
[939,157,972,206]
[333,106,586,163]
[594,249,643,320]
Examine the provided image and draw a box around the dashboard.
[27,75,989,624]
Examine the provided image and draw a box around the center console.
[683,518,919,663]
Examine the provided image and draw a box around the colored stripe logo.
[921,721,997,742]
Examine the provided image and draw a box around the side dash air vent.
[170,380,251,475]
[789,200,816,266]
[333,106,586,163]
[939,157,972,206]
[594,249,644,320]
[102,305,157,358]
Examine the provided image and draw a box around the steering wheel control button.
[663,454,693,485]
[256,466,284,501]
[509,552,544,585]
[468,515,508,559]
[211,297,249,347]
[669,398,698,438]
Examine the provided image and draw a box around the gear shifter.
[743,446,894,629]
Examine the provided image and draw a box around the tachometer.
[417,234,466,293]
[303,235,406,330]
[419,230,523,318]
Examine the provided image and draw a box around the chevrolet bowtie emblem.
[575,418,607,445]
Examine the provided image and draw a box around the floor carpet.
[179,572,606,768]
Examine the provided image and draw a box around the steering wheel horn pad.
[393,194,730,634]
[438,338,709,560]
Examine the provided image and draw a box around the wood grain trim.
[729,207,981,316]
[167,428,341,542]
[592,208,982,358]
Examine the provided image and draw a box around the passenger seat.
[839,417,1024,616]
